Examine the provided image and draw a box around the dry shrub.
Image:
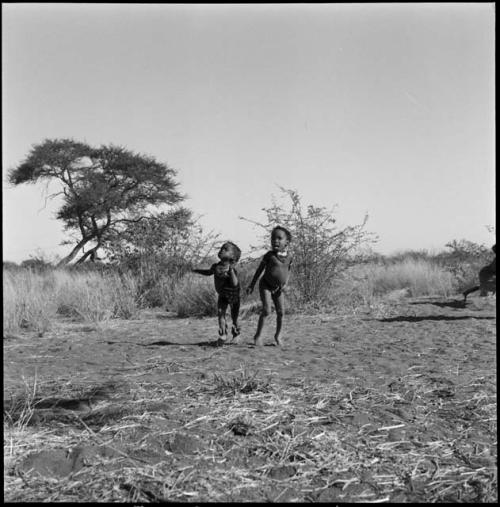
[434,239,494,293]
[241,188,376,305]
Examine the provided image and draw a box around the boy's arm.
[192,265,214,276]
[281,257,293,290]
[228,265,239,287]
[247,259,266,292]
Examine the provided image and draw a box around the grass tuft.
[211,369,271,397]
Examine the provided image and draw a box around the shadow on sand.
[409,300,466,309]
[378,315,495,323]
[144,340,255,348]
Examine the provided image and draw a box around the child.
[192,241,242,344]
[246,226,293,347]
[463,244,496,300]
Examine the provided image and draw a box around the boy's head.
[218,241,241,263]
[271,226,292,252]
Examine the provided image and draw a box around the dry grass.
[356,259,456,298]
[4,364,496,502]
[55,271,138,321]
[167,266,261,318]
[3,270,56,334]
[167,273,218,317]
[3,269,139,334]
[3,254,481,332]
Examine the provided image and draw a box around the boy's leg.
[230,298,241,341]
[254,286,272,346]
[272,291,285,346]
[217,299,228,340]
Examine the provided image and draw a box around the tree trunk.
[75,245,100,265]
[56,237,93,267]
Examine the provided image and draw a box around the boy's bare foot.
[231,324,241,338]
[274,334,283,347]
[216,337,227,346]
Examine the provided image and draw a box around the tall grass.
[167,262,261,318]
[55,271,138,321]
[3,270,56,334]
[167,273,218,317]
[164,257,462,318]
[3,249,487,332]
[3,269,139,334]
[351,258,456,298]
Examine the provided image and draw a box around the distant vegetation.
[4,170,495,335]
[3,235,494,335]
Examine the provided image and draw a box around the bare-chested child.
[192,242,242,344]
[246,226,293,347]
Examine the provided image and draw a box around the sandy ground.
[3,295,497,502]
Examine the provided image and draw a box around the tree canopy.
[8,138,186,265]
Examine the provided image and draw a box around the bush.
[3,261,20,271]
[241,188,377,304]
[434,240,494,293]
[103,211,220,308]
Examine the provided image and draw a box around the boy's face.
[271,229,289,252]
[218,243,235,262]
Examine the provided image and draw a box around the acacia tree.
[8,139,186,266]
[241,188,377,303]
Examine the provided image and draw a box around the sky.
[2,3,495,263]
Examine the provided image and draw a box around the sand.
[4,295,496,502]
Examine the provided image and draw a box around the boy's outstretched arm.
[246,260,265,294]
[192,267,214,276]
